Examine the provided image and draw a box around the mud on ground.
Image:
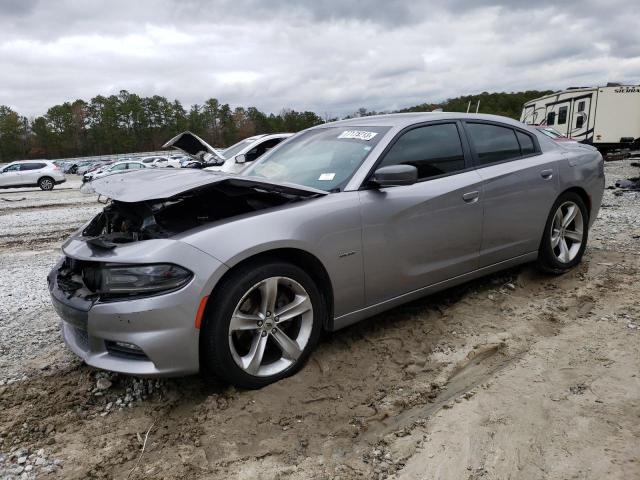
[0,167,639,479]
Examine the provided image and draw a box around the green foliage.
[0,90,323,161]
[0,89,550,161]
[398,90,553,119]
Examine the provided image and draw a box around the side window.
[378,123,466,180]
[577,101,585,112]
[112,163,127,171]
[21,163,46,170]
[246,138,283,162]
[547,112,556,125]
[128,163,143,169]
[516,131,536,155]
[4,164,20,172]
[466,123,521,165]
[558,106,568,124]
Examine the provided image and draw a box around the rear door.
[463,121,560,267]
[358,121,484,305]
[20,162,46,184]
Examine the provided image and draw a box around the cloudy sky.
[1,0,639,117]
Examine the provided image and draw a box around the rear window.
[465,123,521,165]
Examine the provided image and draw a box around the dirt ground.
[0,164,639,479]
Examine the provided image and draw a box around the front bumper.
[48,237,228,377]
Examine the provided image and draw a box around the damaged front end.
[80,169,327,248]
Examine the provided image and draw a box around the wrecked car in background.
[82,160,148,183]
[48,113,604,389]
[163,131,292,172]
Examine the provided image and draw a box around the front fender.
[178,192,365,317]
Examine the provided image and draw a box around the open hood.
[163,131,225,163]
[80,168,328,202]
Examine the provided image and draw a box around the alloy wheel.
[228,276,313,377]
[550,201,584,263]
[40,178,53,190]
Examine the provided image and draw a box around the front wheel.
[200,261,325,389]
[537,192,589,274]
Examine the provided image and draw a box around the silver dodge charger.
[48,113,604,388]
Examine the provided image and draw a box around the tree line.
[0,89,552,162]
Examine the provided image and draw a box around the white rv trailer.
[520,84,640,152]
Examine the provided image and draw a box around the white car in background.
[83,160,147,182]
[140,155,182,168]
[0,160,66,190]
[163,131,293,173]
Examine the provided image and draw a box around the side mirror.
[235,154,246,164]
[372,165,418,187]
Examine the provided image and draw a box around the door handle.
[540,169,553,179]
[462,191,480,203]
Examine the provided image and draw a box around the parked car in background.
[140,155,181,168]
[0,160,66,190]
[49,113,604,389]
[76,162,103,175]
[82,160,147,182]
[164,131,293,173]
[65,160,95,174]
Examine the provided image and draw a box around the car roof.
[10,159,51,163]
[313,112,528,130]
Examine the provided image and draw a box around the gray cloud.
[0,0,638,117]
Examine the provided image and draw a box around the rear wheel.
[537,192,588,273]
[200,261,325,389]
[38,177,54,191]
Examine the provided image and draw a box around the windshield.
[222,138,258,159]
[243,126,390,191]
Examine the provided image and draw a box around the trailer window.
[577,101,585,112]
[576,116,584,129]
[547,112,555,125]
[558,107,568,125]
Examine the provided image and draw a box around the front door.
[358,122,483,306]
[545,100,571,136]
[569,96,592,141]
[0,164,23,186]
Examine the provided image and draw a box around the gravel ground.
[0,163,638,479]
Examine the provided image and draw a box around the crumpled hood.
[80,168,328,202]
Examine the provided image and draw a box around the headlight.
[86,263,193,299]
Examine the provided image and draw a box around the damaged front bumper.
[48,236,228,377]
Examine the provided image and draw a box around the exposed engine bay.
[82,181,310,248]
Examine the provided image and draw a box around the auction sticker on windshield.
[337,130,378,141]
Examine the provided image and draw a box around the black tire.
[38,177,55,191]
[200,261,325,389]
[537,192,589,274]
